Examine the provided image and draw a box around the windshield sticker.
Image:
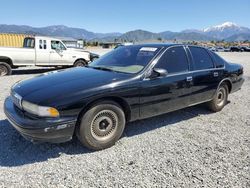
[138,51,155,56]
[140,47,158,52]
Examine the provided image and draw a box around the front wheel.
[0,62,12,76]
[74,60,87,67]
[207,83,228,112]
[77,101,126,150]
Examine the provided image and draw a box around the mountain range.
[0,22,250,42]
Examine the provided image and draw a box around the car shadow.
[0,104,213,167]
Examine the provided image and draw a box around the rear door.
[35,38,50,65]
[187,46,222,104]
[140,46,193,118]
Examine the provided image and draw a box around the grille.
[11,91,22,109]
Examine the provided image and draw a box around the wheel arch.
[218,78,232,93]
[0,56,13,67]
[76,96,131,127]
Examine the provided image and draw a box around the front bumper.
[4,97,77,143]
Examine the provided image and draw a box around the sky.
[0,0,250,33]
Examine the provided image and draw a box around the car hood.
[12,67,131,105]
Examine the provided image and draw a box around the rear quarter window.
[209,51,225,68]
[189,46,214,70]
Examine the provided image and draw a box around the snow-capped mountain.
[203,22,250,39]
[1,22,250,41]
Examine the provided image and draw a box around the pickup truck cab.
[0,36,92,76]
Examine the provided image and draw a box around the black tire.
[207,83,228,112]
[74,60,87,67]
[0,62,12,76]
[77,101,126,150]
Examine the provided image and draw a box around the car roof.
[130,43,180,48]
[129,43,208,49]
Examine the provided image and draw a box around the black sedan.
[4,44,244,150]
[230,46,242,52]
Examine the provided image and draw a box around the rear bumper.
[231,77,245,93]
[4,97,77,143]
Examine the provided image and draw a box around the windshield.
[89,46,161,74]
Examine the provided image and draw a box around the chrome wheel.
[0,65,8,76]
[90,110,118,141]
[216,87,226,107]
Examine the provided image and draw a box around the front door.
[49,40,69,65]
[140,46,193,119]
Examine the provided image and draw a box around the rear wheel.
[74,60,87,67]
[77,101,126,150]
[208,83,228,112]
[0,62,12,76]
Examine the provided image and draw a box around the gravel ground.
[0,52,249,187]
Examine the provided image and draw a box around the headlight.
[22,100,60,117]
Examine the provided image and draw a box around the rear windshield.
[23,37,35,48]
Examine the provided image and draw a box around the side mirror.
[148,68,168,79]
[154,68,168,76]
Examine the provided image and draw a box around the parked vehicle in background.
[230,46,242,52]
[0,36,92,76]
[4,44,244,150]
[207,47,216,52]
[223,47,231,52]
[114,42,133,49]
[89,52,100,62]
[216,47,226,52]
[241,46,250,52]
[208,46,230,52]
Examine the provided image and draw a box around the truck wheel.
[77,101,126,150]
[207,83,228,112]
[74,60,87,67]
[0,62,12,76]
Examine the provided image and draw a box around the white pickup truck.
[0,36,94,76]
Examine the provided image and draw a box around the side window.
[155,46,189,74]
[189,46,214,70]
[39,40,43,49]
[39,40,47,50]
[51,41,66,50]
[59,42,66,50]
[210,51,225,68]
[51,40,58,50]
[43,40,47,49]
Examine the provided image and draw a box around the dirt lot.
[0,52,249,187]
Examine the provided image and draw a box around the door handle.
[213,72,219,77]
[186,76,193,82]
[50,51,55,53]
